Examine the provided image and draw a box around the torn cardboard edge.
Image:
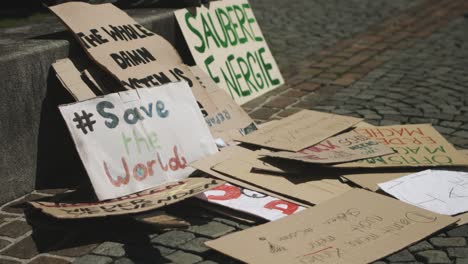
[30,177,223,219]
[52,59,97,101]
[205,188,458,264]
[265,130,395,164]
[233,110,362,151]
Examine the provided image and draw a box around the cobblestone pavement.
[1,0,468,263]
[250,0,422,68]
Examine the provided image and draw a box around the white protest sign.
[175,0,284,104]
[196,183,305,221]
[379,169,468,215]
[59,82,218,200]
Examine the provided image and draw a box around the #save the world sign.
[59,82,218,200]
[175,0,284,104]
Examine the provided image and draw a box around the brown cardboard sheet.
[234,110,362,151]
[206,189,457,264]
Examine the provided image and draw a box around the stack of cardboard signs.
[28,1,468,263]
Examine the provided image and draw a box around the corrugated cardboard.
[266,130,394,164]
[30,177,222,219]
[190,146,311,207]
[52,59,96,101]
[234,110,362,151]
[175,0,284,105]
[336,124,468,168]
[206,189,457,264]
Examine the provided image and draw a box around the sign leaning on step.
[175,0,284,104]
[59,82,218,200]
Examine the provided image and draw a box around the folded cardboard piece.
[234,110,362,151]
[337,124,468,168]
[175,0,284,105]
[30,177,223,219]
[266,130,394,164]
[188,66,256,143]
[52,59,97,101]
[206,189,457,264]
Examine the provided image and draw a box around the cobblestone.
[151,231,195,248]
[188,222,236,239]
[386,249,416,262]
[409,241,435,253]
[0,220,31,238]
[178,237,211,254]
[416,250,452,264]
[29,256,70,264]
[72,255,112,264]
[92,241,126,258]
[165,251,203,264]
[430,237,467,248]
[448,248,468,258]
[448,226,468,238]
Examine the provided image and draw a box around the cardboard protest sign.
[267,130,394,164]
[336,124,468,168]
[234,110,362,151]
[50,2,220,119]
[50,2,182,90]
[175,0,284,104]
[30,177,222,219]
[379,169,468,215]
[212,152,352,205]
[206,189,457,264]
[52,59,97,101]
[59,82,218,200]
[196,183,306,221]
[191,146,311,207]
[189,66,256,142]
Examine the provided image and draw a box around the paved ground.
[1,0,468,263]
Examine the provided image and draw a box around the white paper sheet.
[196,183,305,221]
[379,169,468,215]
